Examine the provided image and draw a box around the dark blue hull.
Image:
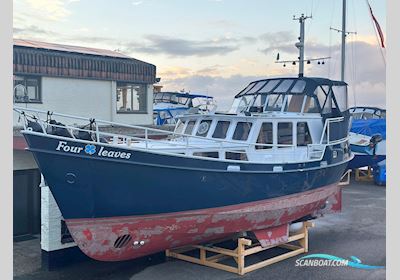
[23,132,350,220]
[347,153,386,169]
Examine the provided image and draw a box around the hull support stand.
[166,221,314,275]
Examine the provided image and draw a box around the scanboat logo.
[56,141,131,159]
[295,254,384,270]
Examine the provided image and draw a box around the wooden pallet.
[166,221,314,275]
[355,166,373,182]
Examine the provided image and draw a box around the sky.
[13,0,386,110]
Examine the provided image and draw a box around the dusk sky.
[13,0,386,110]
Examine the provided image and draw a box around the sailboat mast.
[341,0,346,82]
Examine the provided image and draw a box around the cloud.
[22,0,76,21]
[132,1,143,5]
[160,39,385,110]
[126,35,239,57]
[162,74,266,110]
[13,25,56,36]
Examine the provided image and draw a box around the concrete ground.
[13,178,386,280]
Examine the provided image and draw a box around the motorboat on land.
[14,14,352,262]
[153,91,216,125]
[15,75,352,261]
[347,106,386,169]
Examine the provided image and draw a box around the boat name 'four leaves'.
[56,141,131,159]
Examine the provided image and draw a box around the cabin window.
[332,85,348,111]
[212,121,230,139]
[265,94,285,111]
[256,123,273,149]
[184,120,196,134]
[286,95,304,112]
[226,151,248,161]
[13,75,41,103]
[303,96,319,113]
[116,83,147,113]
[259,80,280,93]
[247,81,267,94]
[273,79,294,93]
[230,96,252,113]
[193,152,219,158]
[238,83,256,96]
[250,94,268,112]
[291,80,306,93]
[232,122,253,141]
[196,120,212,137]
[278,122,293,147]
[175,120,185,134]
[297,122,312,146]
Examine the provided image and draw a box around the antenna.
[275,14,330,77]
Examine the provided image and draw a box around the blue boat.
[14,16,352,262]
[153,92,216,125]
[347,107,386,169]
[15,75,352,261]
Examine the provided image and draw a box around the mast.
[294,14,311,77]
[341,0,346,82]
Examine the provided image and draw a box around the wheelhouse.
[229,77,348,117]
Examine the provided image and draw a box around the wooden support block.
[165,221,315,275]
[355,166,373,182]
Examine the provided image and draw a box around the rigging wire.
[328,0,337,79]
[350,0,358,106]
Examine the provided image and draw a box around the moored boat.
[153,91,216,125]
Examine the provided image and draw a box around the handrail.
[14,107,349,164]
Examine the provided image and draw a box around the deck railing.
[14,107,348,164]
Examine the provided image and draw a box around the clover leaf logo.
[84,144,96,155]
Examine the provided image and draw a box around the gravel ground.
[13,178,386,280]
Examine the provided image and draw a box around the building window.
[13,75,41,103]
[116,83,147,113]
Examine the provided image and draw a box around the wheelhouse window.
[116,83,147,113]
[303,96,319,113]
[297,122,312,146]
[212,121,230,139]
[13,75,41,103]
[232,122,253,141]
[184,120,196,135]
[332,85,348,111]
[278,122,293,147]
[273,79,294,93]
[196,120,212,137]
[256,123,273,149]
[265,94,285,111]
[285,95,304,112]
